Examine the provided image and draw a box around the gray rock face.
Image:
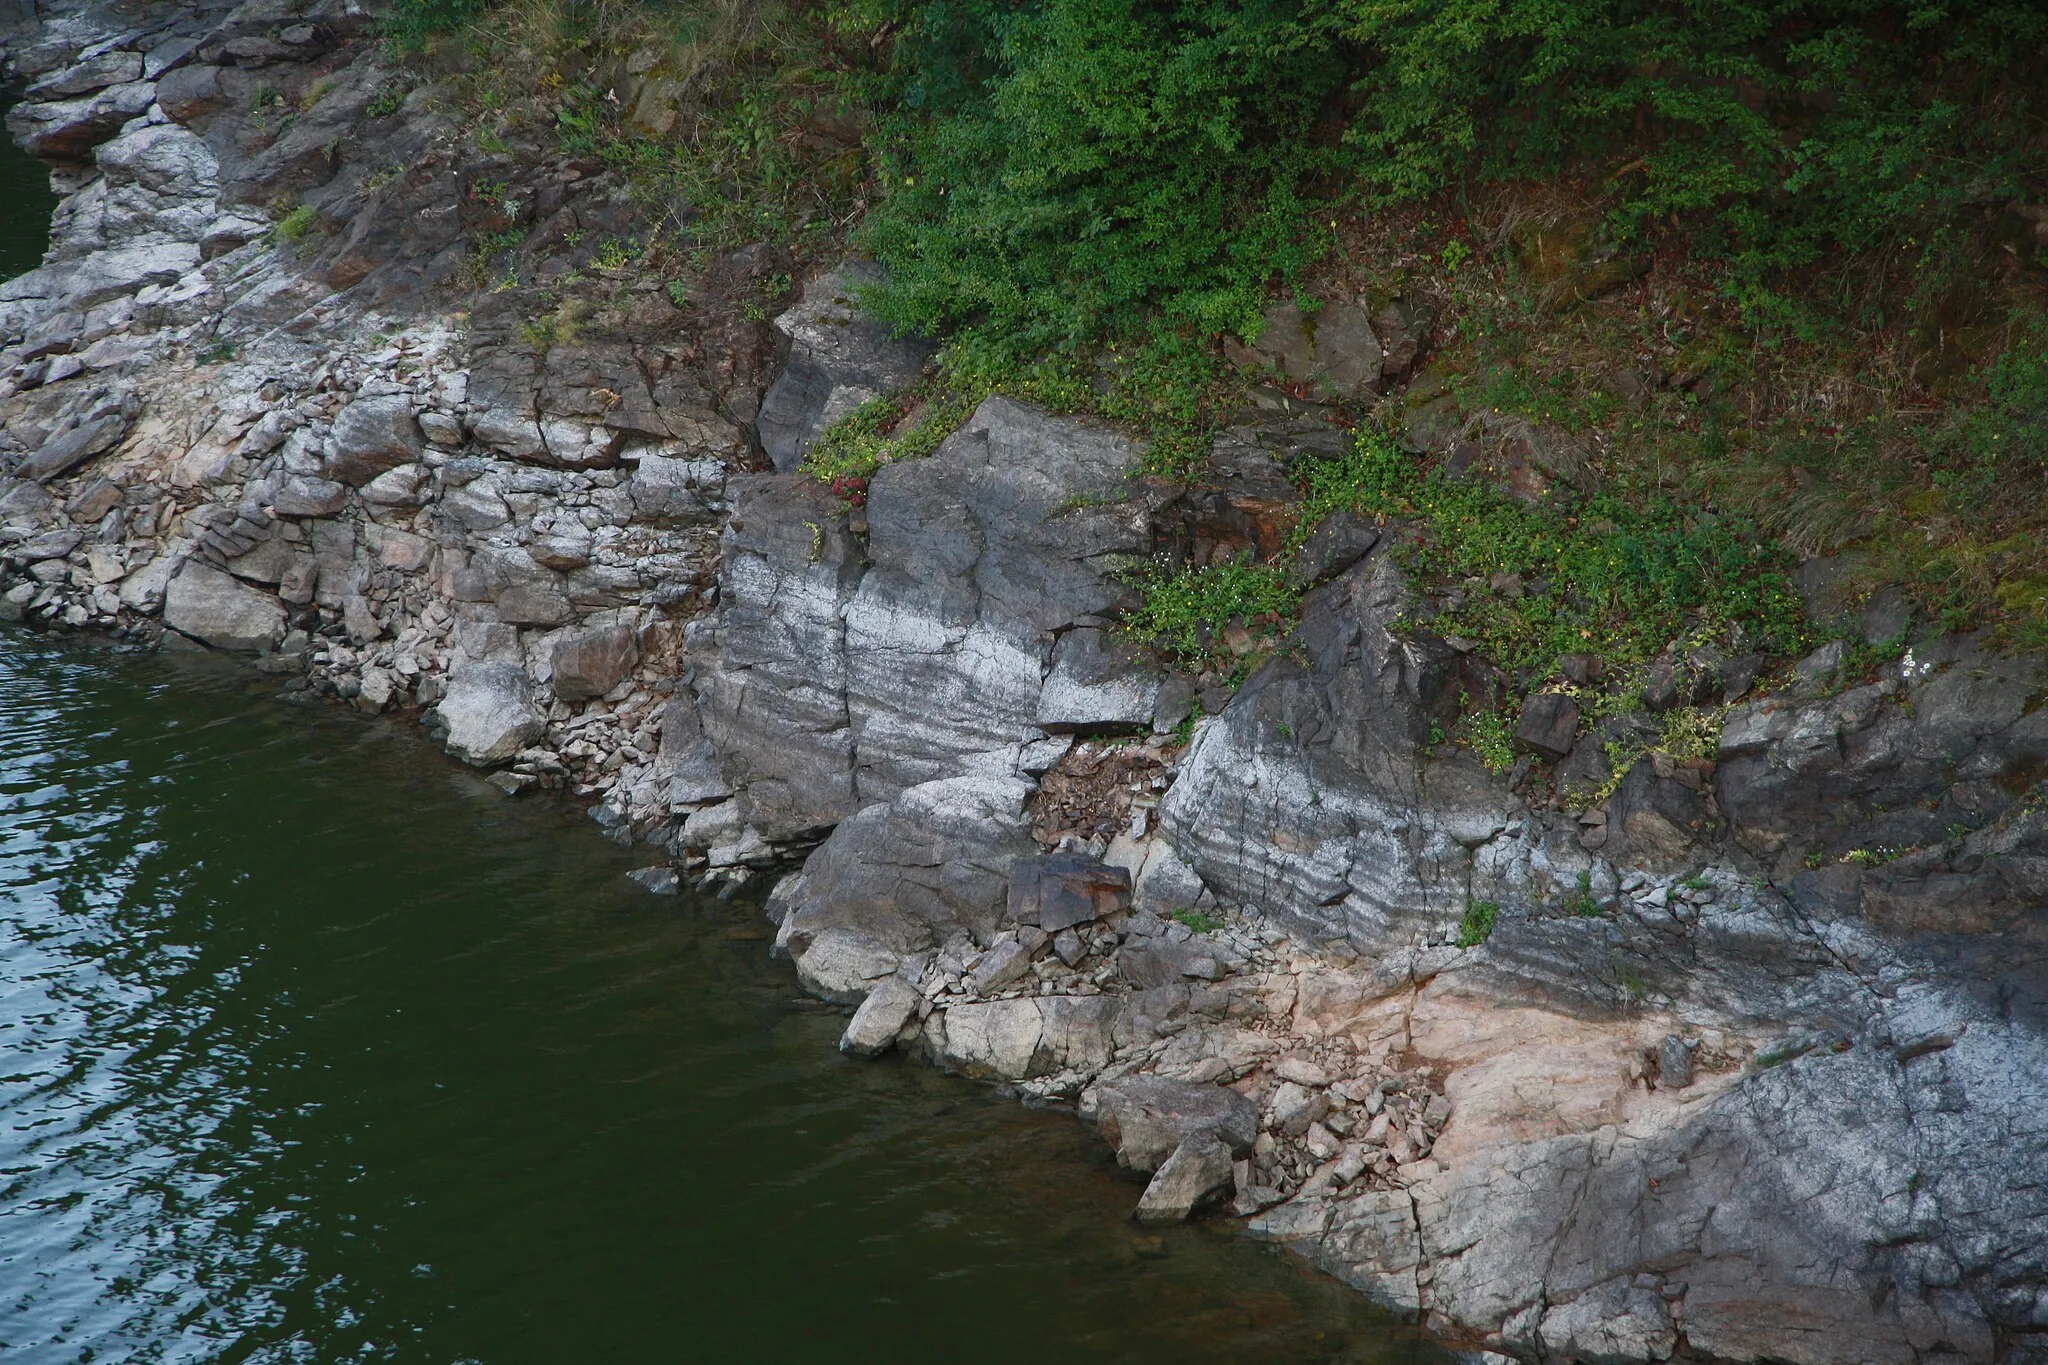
[1536,1278,1677,1364]
[843,397,1152,793]
[324,395,424,486]
[162,562,285,651]
[1158,553,1486,951]
[0,6,2034,1339]
[704,361,2048,1363]
[756,263,934,472]
[694,397,1163,842]
[1038,627,1159,731]
[436,663,545,767]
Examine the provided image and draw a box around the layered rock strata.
[0,5,2041,1364]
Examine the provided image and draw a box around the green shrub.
[1297,430,1808,686]
[1121,556,1299,668]
[1467,709,1516,774]
[382,0,487,51]
[1456,900,1498,948]
[852,0,2045,352]
[272,204,318,242]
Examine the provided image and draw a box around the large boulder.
[1007,852,1131,933]
[1134,1136,1236,1226]
[26,50,144,100]
[550,623,640,701]
[1084,1076,1260,1173]
[927,993,1123,1080]
[838,974,924,1058]
[1223,299,1383,401]
[436,663,545,767]
[770,770,1041,1000]
[269,475,347,517]
[323,395,424,486]
[20,399,132,482]
[161,562,285,652]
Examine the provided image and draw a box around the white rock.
[161,561,284,652]
[435,662,544,766]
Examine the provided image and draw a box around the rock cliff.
[0,4,2041,1362]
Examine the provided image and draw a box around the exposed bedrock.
[0,2,2040,1358]
[696,337,2046,1364]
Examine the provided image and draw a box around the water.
[0,634,1448,1364]
[0,88,55,276]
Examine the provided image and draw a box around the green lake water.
[0,89,55,277]
[0,634,1450,1364]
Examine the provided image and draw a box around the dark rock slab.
[1008,852,1131,932]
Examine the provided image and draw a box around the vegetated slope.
[394,0,2048,666]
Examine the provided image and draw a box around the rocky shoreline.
[0,4,2043,1363]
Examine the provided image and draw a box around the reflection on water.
[0,634,1450,1364]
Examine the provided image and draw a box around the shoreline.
[0,5,2043,1363]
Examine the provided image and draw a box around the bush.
[382,0,488,51]
[1121,556,1299,668]
[1456,900,1499,948]
[855,0,1345,353]
[852,0,2045,350]
[1300,430,1808,685]
[272,204,318,242]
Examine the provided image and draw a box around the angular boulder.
[161,562,285,652]
[1008,852,1131,933]
[1515,690,1580,761]
[324,395,424,486]
[270,475,347,517]
[1134,1136,1235,1226]
[1223,299,1382,401]
[8,82,155,160]
[26,51,145,100]
[839,974,924,1058]
[436,662,545,767]
[22,406,131,482]
[550,623,640,701]
[1086,1076,1260,1173]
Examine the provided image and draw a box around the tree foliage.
[843,0,2045,347]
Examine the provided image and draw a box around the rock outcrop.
[0,4,2041,1363]
[689,329,2048,1365]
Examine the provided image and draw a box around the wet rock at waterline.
[436,663,546,767]
[162,561,285,652]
